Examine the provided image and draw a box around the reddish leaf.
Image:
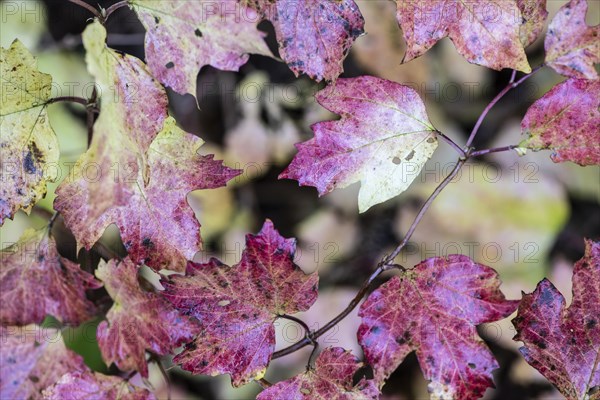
[517,0,548,47]
[257,347,378,400]
[130,0,272,97]
[248,0,364,81]
[0,228,100,326]
[0,326,86,399]
[545,0,599,80]
[42,370,155,400]
[162,220,318,386]
[358,255,518,399]
[512,239,599,400]
[520,78,600,166]
[54,22,241,272]
[279,76,438,213]
[396,0,531,72]
[95,257,198,378]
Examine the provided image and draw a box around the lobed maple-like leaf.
[280,76,438,213]
[396,0,531,72]
[0,326,86,399]
[95,257,198,378]
[247,0,364,81]
[0,40,59,224]
[42,370,155,400]
[517,0,548,47]
[358,255,519,399]
[520,78,599,166]
[544,0,599,80]
[162,220,318,386]
[257,347,378,399]
[130,0,272,97]
[0,228,101,326]
[54,22,241,272]
[512,239,599,400]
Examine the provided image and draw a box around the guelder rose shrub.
[0,0,598,399]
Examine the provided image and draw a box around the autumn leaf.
[42,370,155,400]
[162,220,318,386]
[247,0,364,81]
[0,228,101,326]
[358,255,519,399]
[54,21,241,272]
[0,40,59,224]
[517,0,548,47]
[129,0,272,97]
[545,0,599,80]
[257,347,378,399]
[395,0,531,72]
[520,78,600,166]
[280,76,438,213]
[0,326,86,399]
[95,257,198,378]
[512,239,599,400]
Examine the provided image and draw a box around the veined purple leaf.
[162,220,318,386]
[358,255,519,399]
[512,239,599,400]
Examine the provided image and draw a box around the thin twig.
[471,145,519,157]
[46,96,89,107]
[279,314,311,335]
[258,378,272,388]
[509,69,518,84]
[437,131,466,157]
[67,0,101,18]
[47,211,60,230]
[466,66,542,148]
[383,159,467,264]
[105,0,130,20]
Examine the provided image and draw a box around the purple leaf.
[512,239,599,400]
[358,255,519,399]
[162,220,318,386]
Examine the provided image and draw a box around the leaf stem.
[105,0,130,20]
[67,0,102,19]
[470,145,519,157]
[279,314,311,335]
[258,378,273,388]
[437,131,467,157]
[46,96,90,107]
[466,66,542,148]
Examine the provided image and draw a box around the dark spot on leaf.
[142,238,154,248]
[405,150,415,161]
[392,157,401,165]
[218,280,229,288]
[195,28,203,37]
[23,151,36,174]
[468,363,476,369]
[587,319,597,329]
[165,62,175,69]
[370,326,380,334]
[534,340,547,349]
[28,375,39,383]
[427,137,435,144]
[154,16,160,24]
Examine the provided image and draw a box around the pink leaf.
[0,326,86,400]
[248,0,364,81]
[43,370,155,400]
[396,0,531,72]
[517,0,548,47]
[95,257,198,378]
[520,78,600,166]
[279,76,438,213]
[512,239,599,400]
[0,228,101,326]
[162,220,318,386]
[358,255,518,399]
[130,0,272,97]
[257,347,379,400]
[545,0,600,80]
[54,22,241,272]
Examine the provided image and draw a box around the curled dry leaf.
[0,40,59,224]
[280,76,438,213]
[162,220,318,386]
[0,326,86,399]
[545,0,600,80]
[520,78,600,166]
[95,257,198,378]
[130,0,272,98]
[42,370,156,400]
[396,0,531,72]
[257,347,378,400]
[247,0,364,81]
[0,228,101,326]
[358,255,519,399]
[54,22,241,272]
[512,239,599,400]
